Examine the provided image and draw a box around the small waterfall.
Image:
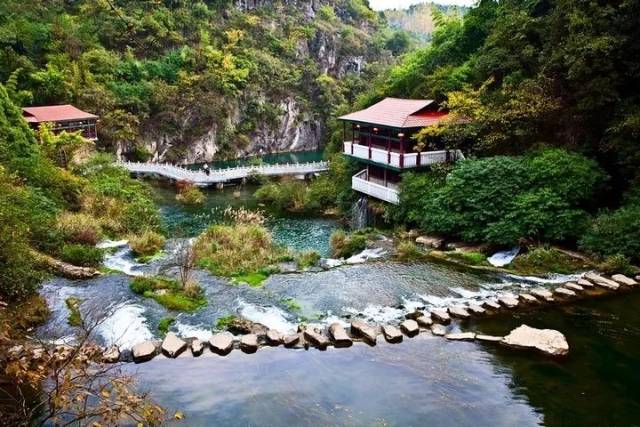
[351,196,369,229]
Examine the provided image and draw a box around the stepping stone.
[467,304,486,315]
[240,334,259,353]
[611,274,638,287]
[162,332,187,358]
[476,334,503,343]
[283,334,300,348]
[431,324,447,336]
[350,321,378,344]
[498,296,519,308]
[400,319,419,337]
[482,300,501,310]
[328,323,353,348]
[519,294,539,304]
[209,332,234,355]
[445,332,476,341]
[132,341,157,363]
[191,339,205,356]
[303,330,329,349]
[265,329,283,346]
[554,287,576,298]
[448,306,471,319]
[577,278,595,288]
[530,288,554,300]
[416,315,433,328]
[501,324,569,357]
[564,282,584,292]
[583,272,620,290]
[102,346,120,363]
[431,309,451,324]
[382,325,403,343]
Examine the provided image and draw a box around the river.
[37,181,640,426]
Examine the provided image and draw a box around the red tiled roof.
[22,105,98,123]
[338,98,448,129]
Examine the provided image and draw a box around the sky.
[369,0,476,10]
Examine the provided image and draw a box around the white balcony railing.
[352,170,400,204]
[343,141,464,169]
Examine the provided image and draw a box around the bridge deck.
[118,161,329,185]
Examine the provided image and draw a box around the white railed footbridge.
[117,160,329,186]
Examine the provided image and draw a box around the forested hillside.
[359,0,640,263]
[383,2,468,43]
[0,0,402,163]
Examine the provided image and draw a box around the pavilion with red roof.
[23,104,98,141]
[339,98,464,204]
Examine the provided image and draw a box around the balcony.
[352,170,399,204]
[343,141,464,169]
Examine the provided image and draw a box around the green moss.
[330,229,370,258]
[511,247,589,275]
[59,244,104,267]
[447,251,487,266]
[65,297,82,326]
[158,316,175,335]
[281,297,301,312]
[215,315,237,330]
[130,276,207,312]
[231,271,269,287]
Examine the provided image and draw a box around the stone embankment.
[27,271,636,365]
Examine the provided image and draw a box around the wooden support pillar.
[384,167,387,186]
[387,132,391,164]
[399,133,405,168]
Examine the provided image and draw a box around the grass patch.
[129,230,165,258]
[136,250,165,264]
[281,297,301,312]
[231,271,269,287]
[447,251,488,266]
[59,244,104,267]
[130,276,207,312]
[296,250,320,269]
[176,182,205,205]
[158,316,175,335]
[65,297,82,326]
[395,241,424,261]
[511,247,589,275]
[329,229,379,259]
[215,315,237,330]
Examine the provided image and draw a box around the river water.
[37,183,640,426]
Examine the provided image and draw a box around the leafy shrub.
[511,247,587,275]
[396,241,423,261]
[129,230,166,257]
[254,178,308,212]
[296,250,320,269]
[57,212,101,245]
[330,229,367,258]
[59,244,104,267]
[579,206,640,263]
[175,181,205,205]
[157,317,175,335]
[596,254,636,277]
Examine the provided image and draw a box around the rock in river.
[303,329,329,349]
[467,304,486,315]
[132,341,157,363]
[209,332,234,355]
[103,346,120,363]
[519,294,539,304]
[162,332,187,358]
[431,324,447,336]
[382,325,403,343]
[445,332,475,341]
[400,319,419,337]
[501,324,569,357]
[191,339,205,356]
[476,334,503,343]
[498,296,519,309]
[530,288,554,301]
[416,315,433,328]
[266,329,283,346]
[611,274,638,287]
[240,334,259,353]
[448,306,471,319]
[329,323,353,348]
[283,334,300,348]
[554,287,577,298]
[431,309,451,324]
[350,321,378,344]
[583,272,620,290]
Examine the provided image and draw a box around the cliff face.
[134,0,389,163]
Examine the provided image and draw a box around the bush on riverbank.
[57,212,102,246]
[59,244,104,268]
[511,247,588,275]
[296,250,321,269]
[130,276,206,312]
[194,221,289,284]
[329,229,377,258]
[175,181,205,205]
[579,206,640,264]
[129,230,166,260]
[394,149,607,247]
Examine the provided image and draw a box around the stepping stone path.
[554,287,576,298]
[382,325,403,343]
[191,339,205,356]
[476,334,503,343]
[162,332,187,358]
[351,321,378,344]
[132,341,156,363]
[416,315,433,328]
[431,324,447,336]
[584,272,620,290]
[498,296,519,308]
[564,282,584,292]
[611,274,638,287]
[448,306,471,319]
[519,294,539,304]
[209,332,234,355]
[577,278,594,288]
[530,288,553,300]
[431,309,451,323]
[445,332,476,341]
[266,330,283,346]
[240,334,259,353]
[482,300,501,310]
[328,323,353,348]
[303,330,329,349]
[501,325,569,357]
[283,334,300,348]
[467,304,486,315]
[400,319,419,337]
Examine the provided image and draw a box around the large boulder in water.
[161,332,187,358]
[132,341,157,363]
[501,325,569,357]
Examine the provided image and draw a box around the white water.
[488,247,520,267]
[346,247,386,264]
[102,244,146,276]
[96,304,154,349]
[237,300,298,333]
